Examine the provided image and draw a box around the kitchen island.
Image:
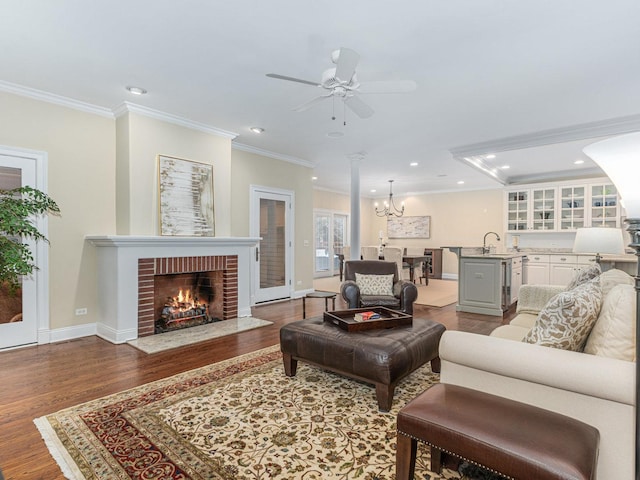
[445,247,524,317]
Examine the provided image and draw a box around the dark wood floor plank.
[0,295,513,479]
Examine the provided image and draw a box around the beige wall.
[117,112,232,235]
[315,187,505,276]
[0,92,116,330]
[231,149,314,291]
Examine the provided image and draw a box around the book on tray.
[354,311,381,322]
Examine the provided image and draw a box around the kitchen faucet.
[483,231,501,254]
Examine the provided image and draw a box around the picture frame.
[387,216,430,239]
[158,155,215,236]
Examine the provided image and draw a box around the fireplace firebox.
[138,255,238,337]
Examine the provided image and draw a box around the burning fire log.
[155,289,213,333]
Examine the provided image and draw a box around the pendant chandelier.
[374,180,405,217]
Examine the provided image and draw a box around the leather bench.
[396,383,599,480]
[279,316,445,411]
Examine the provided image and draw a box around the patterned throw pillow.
[565,263,601,290]
[523,278,602,351]
[355,273,394,296]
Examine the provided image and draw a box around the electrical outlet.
[75,308,88,316]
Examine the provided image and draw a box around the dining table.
[401,255,429,284]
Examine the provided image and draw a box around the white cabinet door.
[526,263,550,284]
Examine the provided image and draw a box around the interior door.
[251,187,292,303]
[0,152,40,349]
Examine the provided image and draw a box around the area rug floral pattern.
[35,345,468,480]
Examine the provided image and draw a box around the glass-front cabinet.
[531,188,555,231]
[590,183,619,228]
[559,186,586,230]
[506,190,529,231]
[505,178,620,232]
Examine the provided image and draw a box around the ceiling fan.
[266,47,416,120]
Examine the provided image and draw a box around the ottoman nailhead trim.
[396,430,514,480]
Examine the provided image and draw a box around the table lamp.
[572,227,626,263]
[583,131,640,480]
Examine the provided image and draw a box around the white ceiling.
[1,0,639,197]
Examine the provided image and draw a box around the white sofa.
[439,268,636,479]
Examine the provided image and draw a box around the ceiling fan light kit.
[266,47,416,121]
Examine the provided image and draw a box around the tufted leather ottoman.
[396,383,599,480]
[279,316,445,411]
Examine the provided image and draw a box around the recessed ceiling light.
[574,159,585,165]
[370,189,377,193]
[126,86,147,95]
[311,176,318,180]
[250,127,264,134]
[437,174,447,177]
[457,180,465,184]
[500,165,510,169]
[327,131,344,138]
[410,162,418,167]
[485,154,496,159]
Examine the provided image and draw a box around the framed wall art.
[158,155,215,236]
[387,216,430,239]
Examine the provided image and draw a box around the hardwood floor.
[0,297,515,479]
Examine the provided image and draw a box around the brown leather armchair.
[340,260,418,314]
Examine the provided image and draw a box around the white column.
[349,156,361,260]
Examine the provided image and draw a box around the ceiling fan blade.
[334,47,360,82]
[344,95,374,119]
[266,73,320,87]
[292,94,332,112]
[358,80,417,94]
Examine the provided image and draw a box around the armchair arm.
[394,280,418,314]
[516,284,565,315]
[340,280,361,309]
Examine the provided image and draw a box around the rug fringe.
[34,417,85,480]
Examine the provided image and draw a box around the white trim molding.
[233,142,314,168]
[0,80,114,118]
[113,102,238,139]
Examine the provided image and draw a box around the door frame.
[249,185,294,305]
[0,145,50,348]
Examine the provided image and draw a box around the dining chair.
[383,246,404,280]
[361,246,380,260]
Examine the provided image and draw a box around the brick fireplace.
[137,255,238,337]
[87,236,259,344]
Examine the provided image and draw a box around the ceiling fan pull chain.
[332,96,336,121]
[344,100,347,126]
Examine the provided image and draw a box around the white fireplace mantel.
[86,235,260,344]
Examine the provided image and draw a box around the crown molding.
[113,102,238,139]
[232,142,314,168]
[449,114,640,158]
[0,80,114,118]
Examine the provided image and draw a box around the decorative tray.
[323,307,412,332]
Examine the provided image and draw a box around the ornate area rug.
[35,345,475,480]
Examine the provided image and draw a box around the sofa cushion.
[599,268,635,297]
[523,278,602,351]
[355,273,394,296]
[584,284,636,361]
[566,263,601,290]
[491,324,531,341]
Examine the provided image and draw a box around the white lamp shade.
[572,227,626,255]
[583,132,640,218]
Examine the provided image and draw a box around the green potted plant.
[0,186,59,294]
